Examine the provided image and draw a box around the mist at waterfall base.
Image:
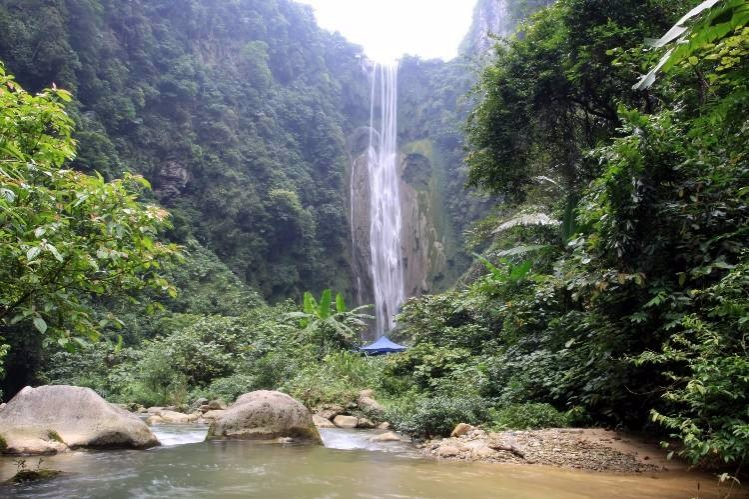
[361,63,406,338]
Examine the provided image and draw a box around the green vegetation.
[0,0,370,302]
[0,0,746,481]
[442,0,748,468]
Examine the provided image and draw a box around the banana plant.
[285,289,373,356]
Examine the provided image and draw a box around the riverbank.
[420,426,691,473]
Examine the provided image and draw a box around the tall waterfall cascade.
[363,63,405,337]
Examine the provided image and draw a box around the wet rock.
[333,415,359,429]
[370,431,402,443]
[313,415,336,428]
[0,385,159,455]
[450,423,474,438]
[207,390,321,444]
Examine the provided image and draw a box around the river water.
[0,426,735,498]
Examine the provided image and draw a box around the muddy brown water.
[0,426,741,498]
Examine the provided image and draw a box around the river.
[0,426,736,498]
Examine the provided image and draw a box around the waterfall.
[365,63,404,337]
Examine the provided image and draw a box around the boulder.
[370,431,402,443]
[201,410,226,421]
[451,423,474,438]
[208,399,227,410]
[377,422,391,430]
[333,415,358,429]
[0,385,159,455]
[313,415,336,428]
[357,390,385,415]
[159,410,198,424]
[206,390,321,444]
[356,417,375,429]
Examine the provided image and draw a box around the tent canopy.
[360,336,406,355]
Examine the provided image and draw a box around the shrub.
[192,373,258,403]
[489,403,572,430]
[387,395,489,438]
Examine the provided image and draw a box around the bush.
[192,373,258,403]
[489,403,572,430]
[386,395,489,438]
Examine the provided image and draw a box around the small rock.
[208,399,227,411]
[191,398,209,409]
[357,390,385,415]
[436,445,461,458]
[316,404,344,421]
[333,415,358,429]
[312,415,335,428]
[377,422,390,430]
[276,437,293,444]
[201,410,225,420]
[451,423,474,438]
[159,410,197,424]
[356,417,375,429]
[198,404,211,413]
[370,431,401,443]
[146,415,164,426]
[473,445,496,459]
[146,407,164,415]
[0,403,6,412]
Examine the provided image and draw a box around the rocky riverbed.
[420,425,679,473]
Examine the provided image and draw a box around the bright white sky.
[298,0,475,62]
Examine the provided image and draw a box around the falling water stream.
[365,63,405,337]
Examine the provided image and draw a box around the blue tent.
[360,336,407,356]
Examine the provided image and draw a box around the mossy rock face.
[8,469,63,484]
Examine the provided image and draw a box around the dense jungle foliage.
[0,0,746,479]
[0,0,370,302]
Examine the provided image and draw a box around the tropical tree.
[286,289,372,355]
[0,64,180,383]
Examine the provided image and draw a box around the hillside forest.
[0,0,747,478]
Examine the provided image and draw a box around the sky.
[297,0,476,62]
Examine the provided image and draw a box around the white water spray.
[366,63,405,337]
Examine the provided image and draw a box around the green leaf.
[26,246,41,262]
[33,316,47,334]
[335,293,346,313]
[318,289,332,320]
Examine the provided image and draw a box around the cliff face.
[460,0,556,56]
[462,0,513,55]
[348,136,450,331]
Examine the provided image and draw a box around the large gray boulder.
[206,390,321,444]
[0,385,159,455]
